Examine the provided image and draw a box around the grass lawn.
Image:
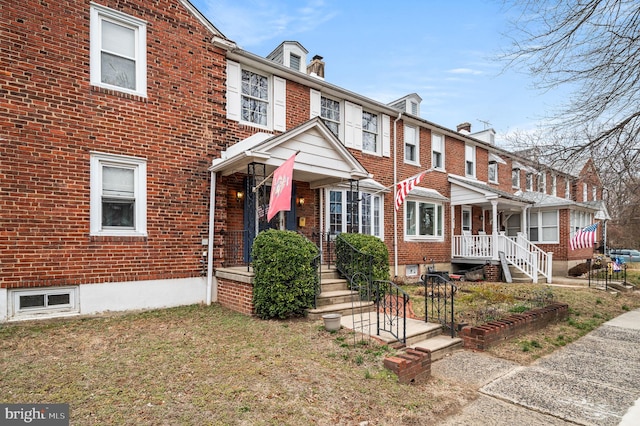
[0,305,476,425]
[3,269,639,424]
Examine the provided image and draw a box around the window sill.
[91,85,148,101]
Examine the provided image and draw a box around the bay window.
[405,200,444,239]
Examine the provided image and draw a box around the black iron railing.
[422,273,457,338]
[221,229,249,270]
[335,233,372,291]
[587,258,628,290]
[375,280,408,344]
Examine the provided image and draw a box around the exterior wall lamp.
[236,191,244,203]
[297,197,305,207]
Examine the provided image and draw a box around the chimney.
[307,55,325,79]
[457,122,471,134]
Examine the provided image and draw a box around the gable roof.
[180,0,225,37]
[209,117,371,188]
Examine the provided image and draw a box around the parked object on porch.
[322,313,342,331]
[463,265,485,281]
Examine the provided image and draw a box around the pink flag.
[267,153,297,221]
[395,171,426,210]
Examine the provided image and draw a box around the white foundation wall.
[0,288,7,322]
[79,277,208,316]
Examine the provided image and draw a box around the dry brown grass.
[403,279,640,364]
[0,305,476,425]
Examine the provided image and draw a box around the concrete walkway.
[435,308,640,425]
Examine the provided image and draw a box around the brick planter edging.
[460,303,569,351]
[383,347,432,384]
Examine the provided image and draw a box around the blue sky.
[191,0,568,144]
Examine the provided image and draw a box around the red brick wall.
[217,277,254,315]
[0,0,227,288]
[460,303,569,350]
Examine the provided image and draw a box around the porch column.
[521,205,529,235]
[491,200,498,260]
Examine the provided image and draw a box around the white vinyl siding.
[90,3,147,97]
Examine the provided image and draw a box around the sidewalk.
[434,308,640,425]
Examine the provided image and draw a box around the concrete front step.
[306,301,375,320]
[315,290,360,307]
[408,335,463,362]
[319,278,349,293]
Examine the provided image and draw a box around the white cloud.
[448,68,483,75]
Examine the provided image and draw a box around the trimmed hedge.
[251,230,319,319]
[336,233,390,283]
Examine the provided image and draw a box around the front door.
[243,178,297,263]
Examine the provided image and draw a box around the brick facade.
[1,0,226,289]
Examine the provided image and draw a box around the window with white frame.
[551,174,557,196]
[241,69,270,126]
[592,186,597,201]
[11,287,79,318]
[404,125,418,164]
[528,210,558,243]
[565,179,571,199]
[90,3,147,97]
[538,172,547,193]
[462,208,471,231]
[465,145,476,178]
[90,152,147,236]
[488,161,498,183]
[512,168,520,188]
[227,61,286,131]
[362,110,378,153]
[582,183,588,201]
[570,210,593,234]
[526,173,533,191]
[321,96,340,136]
[405,200,444,239]
[431,132,444,170]
[328,189,383,238]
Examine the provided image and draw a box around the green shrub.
[251,230,319,319]
[335,233,390,283]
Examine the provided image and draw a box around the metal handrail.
[422,273,457,338]
[375,280,408,344]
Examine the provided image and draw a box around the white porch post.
[491,200,499,260]
[206,171,217,305]
[521,205,528,235]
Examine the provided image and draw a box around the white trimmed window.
[404,125,418,164]
[227,61,286,131]
[90,3,147,97]
[488,161,498,183]
[565,180,571,199]
[538,172,547,193]
[551,174,557,196]
[321,96,341,136]
[512,168,520,188]
[405,200,444,240]
[327,189,383,238]
[529,210,559,243]
[583,183,588,201]
[526,173,533,191]
[11,287,79,319]
[465,145,476,178]
[592,186,597,201]
[362,110,378,153]
[90,152,147,236]
[432,132,444,170]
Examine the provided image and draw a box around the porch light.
[297,197,305,207]
[236,191,244,202]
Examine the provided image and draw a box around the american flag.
[395,171,426,210]
[570,222,599,250]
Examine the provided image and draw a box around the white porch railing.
[452,232,553,284]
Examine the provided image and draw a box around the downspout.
[393,111,402,277]
[206,170,217,305]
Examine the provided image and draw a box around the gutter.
[393,111,402,277]
[206,171,217,305]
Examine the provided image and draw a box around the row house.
[0,0,607,321]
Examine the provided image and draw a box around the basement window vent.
[406,264,419,277]
[11,287,79,319]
